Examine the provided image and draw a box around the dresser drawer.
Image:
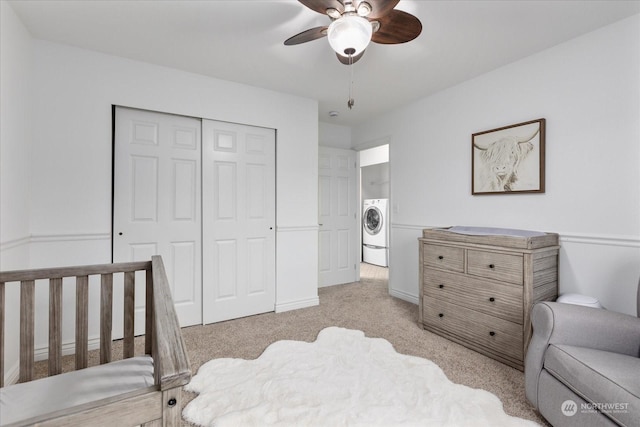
[467,250,523,285]
[423,243,464,273]
[423,269,523,324]
[423,298,523,362]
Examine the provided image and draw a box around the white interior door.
[202,119,276,324]
[113,106,202,330]
[318,146,358,286]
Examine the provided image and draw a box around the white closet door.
[202,120,276,324]
[318,147,358,286]
[113,107,202,330]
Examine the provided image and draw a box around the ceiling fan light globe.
[327,15,372,57]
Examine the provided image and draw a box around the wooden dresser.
[419,228,559,370]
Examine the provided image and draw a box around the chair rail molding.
[276,225,319,233]
[0,235,30,251]
[391,223,640,248]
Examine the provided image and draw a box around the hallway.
[360,262,389,283]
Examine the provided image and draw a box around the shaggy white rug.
[183,327,539,427]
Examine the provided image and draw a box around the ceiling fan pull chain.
[347,53,355,109]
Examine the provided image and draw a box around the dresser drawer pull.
[489,297,495,302]
[438,313,444,318]
[489,331,496,336]
[438,255,444,260]
[489,264,495,269]
[439,284,444,289]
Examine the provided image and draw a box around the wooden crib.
[0,255,191,426]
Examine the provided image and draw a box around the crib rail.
[0,256,190,426]
[0,261,150,386]
[0,256,190,391]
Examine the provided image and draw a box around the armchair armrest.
[525,301,640,408]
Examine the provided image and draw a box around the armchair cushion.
[544,344,640,426]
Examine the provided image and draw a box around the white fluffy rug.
[183,327,539,427]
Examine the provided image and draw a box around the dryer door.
[363,206,383,235]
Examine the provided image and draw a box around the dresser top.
[421,227,559,250]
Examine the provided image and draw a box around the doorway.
[359,144,390,274]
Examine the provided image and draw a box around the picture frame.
[472,118,545,195]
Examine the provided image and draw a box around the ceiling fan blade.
[336,50,365,65]
[284,26,329,46]
[364,0,400,20]
[371,9,422,44]
[298,0,344,15]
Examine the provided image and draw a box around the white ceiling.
[9,0,640,126]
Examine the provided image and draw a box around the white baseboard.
[4,362,19,386]
[34,337,101,362]
[275,296,319,313]
[390,288,419,305]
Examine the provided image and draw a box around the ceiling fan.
[284,0,422,65]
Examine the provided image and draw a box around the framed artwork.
[472,118,545,195]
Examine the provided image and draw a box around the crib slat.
[0,282,5,387]
[49,278,63,376]
[75,275,89,369]
[100,273,113,364]
[145,267,153,356]
[19,280,35,383]
[124,271,135,359]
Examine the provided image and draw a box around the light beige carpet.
[179,263,548,426]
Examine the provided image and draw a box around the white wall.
[1,1,32,268]
[0,0,34,385]
[353,15,640,315]
[319,121,352,149]
[1,9,320,381]
[360,144,389,167]
[361,163,390,200]
[29,39,319,298]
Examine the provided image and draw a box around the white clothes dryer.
[362,199,389,267]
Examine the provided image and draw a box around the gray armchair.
[525,285,640,427]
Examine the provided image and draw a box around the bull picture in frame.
[472,118,545,195]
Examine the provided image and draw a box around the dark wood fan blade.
[284,26,329,45]
[371,9,422,44]
[336,50,365,65]
[364,0,400,19]
[298,0,344,16]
